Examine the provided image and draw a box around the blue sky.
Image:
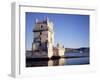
[26,12,89,50]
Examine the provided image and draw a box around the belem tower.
[32,17,65,58]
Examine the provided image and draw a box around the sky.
[26,12,89,50]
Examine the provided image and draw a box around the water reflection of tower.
[48,58,65,66]
[48,60,53,66]
[59,58,65,66]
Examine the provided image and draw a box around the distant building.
[32,17,65,58]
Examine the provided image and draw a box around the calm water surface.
[26,52,89,67]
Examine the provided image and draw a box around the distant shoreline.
[26,47,89,53]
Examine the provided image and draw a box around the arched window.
[41,25,43,28]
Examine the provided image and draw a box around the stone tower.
[32,17,54,58]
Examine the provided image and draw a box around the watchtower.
[32,17,54,58]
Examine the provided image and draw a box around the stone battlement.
[32,17,65,58]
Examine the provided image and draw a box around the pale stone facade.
[56,43,65,56]
[53,43,65,57]
[32,17,65,58]
[32,17,54,58]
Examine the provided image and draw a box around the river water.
[26,52,89,67]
